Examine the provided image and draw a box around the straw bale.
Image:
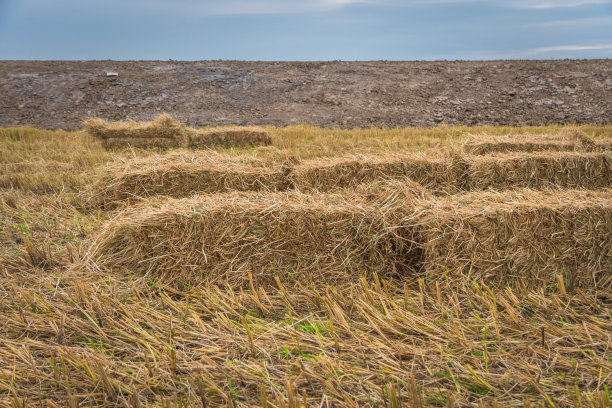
[188,126,272,149]
[87,192,411,286]
[100,137,180,150]
[89,151,292,207]
[292,153,470,194]
[412,189,612,289]
[469,151,611,190]
[83,114,185,140]
[462,134,581,155]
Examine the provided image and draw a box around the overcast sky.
[0,0,611,60]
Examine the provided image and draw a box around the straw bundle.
[413,189,612,289]
[100,137,181,150]
[463,134,580,155]
[87,192,410,286]
[188,126,272,149]
[89,151,292,207]
[83,114,185,141]
[470,151,611,190]
[461,129,612,156]
[291,152,470,194]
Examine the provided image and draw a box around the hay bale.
[83,114,185,141]
[187,126,272,149]
[86,186,612,289]
[462,134,581,155]
[87,192,407,286]
[470,151,611,191]
[412,189,612,289]
[89,151,292,207]
[292,153,470,194]
[100,137,180,150]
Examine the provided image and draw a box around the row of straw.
[88,149,611,207]
[87,188,612,290]
[83,115,272,150]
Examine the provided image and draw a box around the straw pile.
[413,189,612,289]
[470,151,611,190]
[84,114,185,150]
[187,126,272,149]
[83,114,184,140]
[87,192,411,286]
[463,134,581,155]
[89,151,292,207]
[100,137,182,150]
[291,152,470,193]
[88,186,611,289]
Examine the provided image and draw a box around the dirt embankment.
[1,59,611,129]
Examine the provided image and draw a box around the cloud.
[16,0,379,16]
[18,0,612,16]
[510,0,611,9]
[523,16,612,27]
[526,43,612,54]
[122,0,376,15]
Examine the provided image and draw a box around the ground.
[1,60,612,130]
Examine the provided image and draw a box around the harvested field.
[2,124,611,408]
[188,126,272,148]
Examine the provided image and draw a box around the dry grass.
[1,124,611,407]
[188,126,272,149]
[2,268,610,407]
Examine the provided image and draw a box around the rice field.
[0,121,611,407]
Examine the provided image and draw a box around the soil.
[1,59,611,129]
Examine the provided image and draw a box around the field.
[0,122,611,407]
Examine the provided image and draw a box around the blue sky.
[0,0,611,60]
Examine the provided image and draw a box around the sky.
[0,0,611,60]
